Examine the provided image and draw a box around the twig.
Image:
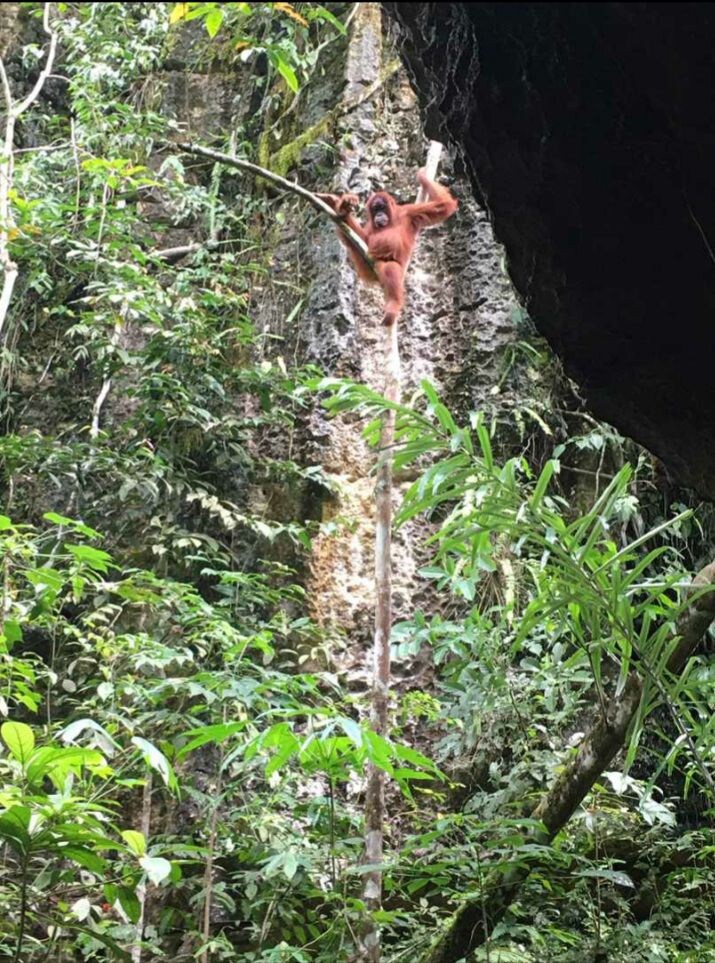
[151,238,248,260]
[89,316,123,438]
[70,118,81,221]
[153,242,204,260]
[685,196,715,268]
[200,734,225,963]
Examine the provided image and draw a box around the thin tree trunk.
[360,141,444,962]
[0,4,57,340]
[131,773,153,963]
[199,736,225,963]
[361,319,400,962]
[89,316,124,438]
[418,561,715,963]
[0,71,19,342]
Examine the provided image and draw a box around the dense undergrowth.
[0,4,713,962]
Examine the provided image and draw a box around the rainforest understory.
[0,5,713,963]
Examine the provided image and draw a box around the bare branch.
[16,3,59,118]
[152,242,203,261]
[0,3,58,341]
[0,58,13,112]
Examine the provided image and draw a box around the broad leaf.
[121,830,146,857]
[1,721,35,765]
[140,855,172,885]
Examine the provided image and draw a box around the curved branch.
[15,3,58,118]
[173,141,374,276]
[0,2,58,342]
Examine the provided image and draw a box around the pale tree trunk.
[0,3,57,340]
[360,319,400,962]
[131,773,153,963]
[360,143,444,962]
[199,730,225,963]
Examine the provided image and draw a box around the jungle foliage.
[0,4,713,963]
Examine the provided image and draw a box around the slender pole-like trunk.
[13,851,29,963]
[0,4,57,340]
[200,738,225,963]
[361,320,400,962]
[360,142,444,962]
[131,774,153,963]
[0,82,19,342]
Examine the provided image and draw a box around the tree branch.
[0,3,58,342]
[172,141,374,276]
[15,3,58,118]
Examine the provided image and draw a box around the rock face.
[385,3,715,497]
[0,5,20,58]
[253,4,520,656]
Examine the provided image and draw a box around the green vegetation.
[0,4,713,963]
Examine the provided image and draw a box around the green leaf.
[251,722,299,776]
[140,855,172,885]
[26,746,106,788]
[24,567,64,594]
[121,830,146,857]
[59,717,119,754]
[204,7,223,36]
[66,543,114,573]
[393,768,433,781]
[476,422,494,469]
[1,721,35,765]
[64,846,107,874]
[0,805,31,854]
[574,868,634,888]
[3,620,22,646]
[282,850,298,881]
[97,681,114,701]
[265,735,299,776]
[392,742,440,773]
[116,885,141,923]
[131,736,177,790]
[177,2,214,22]
[338,717,362,747]
[269,49,299,92]
[43,512,101,538]
[362,730,394,775]
[309,6,347,33]
[639,795,676,827]
[177,721,244,759]
[531,459,556,508]
[71,897,91,921]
